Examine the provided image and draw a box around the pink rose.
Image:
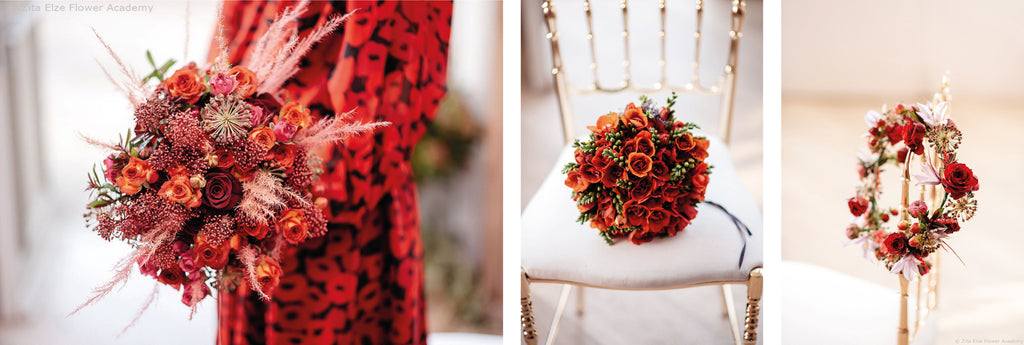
[249,105,266,127]
[908,200,928,218]
[179,249,201,276]
[181,278,211,307]
[274,121,298,143]
[136,254,158,278]
[209,73,238,96]
[103,156,119,183]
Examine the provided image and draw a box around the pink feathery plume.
[209,2,231,73]
[118,282,160,336]
[238,245,269,300]
[238,170,287,225]
[256,13,349,95]
[69,248,141,316]
[294,109,390,150]
[245,0,307,80]
[91,28,147,106]
[78,132,123,151]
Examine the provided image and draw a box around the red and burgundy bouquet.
[78,3,383,319]
[564,94,712,245]
[845,99,979,281]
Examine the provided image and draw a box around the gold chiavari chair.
[894,75,949,345]
[521,1,761,344]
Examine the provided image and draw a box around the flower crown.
[845,86,979,280]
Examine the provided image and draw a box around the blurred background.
[521,0,762,343]
[783,0,1024,342]
[0,1,500,343]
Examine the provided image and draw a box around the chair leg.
[546,284,574,345]
[521,268,538,345]
[743,268,763,345]
[722,284,743,345]
[576,286,584,317]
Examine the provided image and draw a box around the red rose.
[627,230,655,245]
[646,207,670,231]
[691,163,710,196]
[621,103,648,128]
[675,133,695,152]
[623,200,649,227]
[848,196,869,216]
[902,122,926,155]
[884,232,909,255]
[203,170,243,210]
[629,177,654,202]
[591,147,614,169]
[601,164,625,188]
[579,164,603,183]
[940,162,979,199]
[157,266,187,290]
[278,208,309,244]
[627,152,653,177]
[565,170,590,193]
[896,147,909,164]
[690,137,710,160]
[886,122,904,144]
[649,161,670,181]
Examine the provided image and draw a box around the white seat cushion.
[782,261,937,345]
[522,135,762,289]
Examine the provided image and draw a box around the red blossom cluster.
[564,95,711,245]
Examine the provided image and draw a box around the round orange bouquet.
[564,94,711,245]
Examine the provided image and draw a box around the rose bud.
[908,200,928,218]
[890,209,899,216]
[881,214,890,222]
[898,222,909,231]
[908,236,921,248]
[910,223,921,234]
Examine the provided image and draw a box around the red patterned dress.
[210,1,452,344]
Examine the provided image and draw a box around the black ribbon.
[701,200,752,268]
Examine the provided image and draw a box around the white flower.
[864,110,883,127]
[845,235,879,259]
[913,152,941,186]
[916,102,950,127]
[889,255,923,281]
[858,149,876,165]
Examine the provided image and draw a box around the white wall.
[783,0,1024,102]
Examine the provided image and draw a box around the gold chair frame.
[895,75,949,345]
[522,1,759,344]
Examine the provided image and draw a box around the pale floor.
[782,97,1024,342]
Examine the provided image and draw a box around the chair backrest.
[897,74,950,345]
[541,0,747,144]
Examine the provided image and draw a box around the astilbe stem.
[69,248,141,316]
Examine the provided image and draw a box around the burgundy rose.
[903,122,926,155]
[203,170,243,210]
[886,122,904,144]
[848,196,869,217]
[884,232,909,255]
[941,162,979,199]
[936,217,960,234]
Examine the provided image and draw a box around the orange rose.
[248,127,276,151]
[193,235,230,270]
[621,103,648,128]
[255,255,282,294]
[627,152,653,177]
[159,174,201,207]
[587,112,620,133]
[115,157,158,195]
[268,144,298,168]
[276,102,312,132]
[278,208,308,244]
[241,222,271,240]
[675,132,696,152]
[210,148,235,168]
[691,137,710,160]
[228,66,258,98]
[165,66,204,104]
